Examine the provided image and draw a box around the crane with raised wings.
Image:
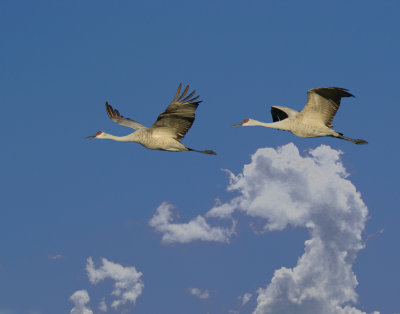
[87,84,216,154]
[233,87,368,144]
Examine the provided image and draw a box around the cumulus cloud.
[209,144,370,313]
[149,202,235,244]
[151,143,377,314]
[188,287,210,299]
[239,292,252,305]
[86,257,144,309]
[98,298,107,312]
[70,290,93,314]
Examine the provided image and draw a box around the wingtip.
[172,83,183,102]
[177,84,190,101]
[334,87,355,98]
[310,86,356,99]
[333,87,355,98]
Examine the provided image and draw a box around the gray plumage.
[234,87,368,145]
[87,84,216,155]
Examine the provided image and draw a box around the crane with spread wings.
[233,87,368,145]
[87,84,216,154]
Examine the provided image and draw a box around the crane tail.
[335,134,368,145]
[187,147,217,155]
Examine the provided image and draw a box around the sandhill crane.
[87,84,216,154]
[233,87,368,145]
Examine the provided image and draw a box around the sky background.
[0,1,399,313]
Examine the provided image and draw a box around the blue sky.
[1,1,399,313]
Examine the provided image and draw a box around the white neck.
[100,132,137,142]
[247,119,290,131]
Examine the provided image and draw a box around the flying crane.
[233,87,368,145]
[87,84,216,154]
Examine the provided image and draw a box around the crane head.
[232,118,251,127]
[86,131,104,139]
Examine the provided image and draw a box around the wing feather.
[270,106,300,122]
[151,84,202,141]
[299,87,354,128]
[177,85,189,101]
[105,102,146,130]
[271,107,289,122]
[181,90,197,103]
[171,84,182,103]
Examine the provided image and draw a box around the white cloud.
[239,292,252,305]
[70,290,93,314]
[188,287,210,299]
[152,143,379,314]
[98,298,107,312]
[86,257,144,309]
[149,202,235,244]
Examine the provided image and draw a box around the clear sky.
[0,1,399,313]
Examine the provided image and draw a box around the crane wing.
[299,87,354,128]
[271,107,288,121]
[105,102,146,130]
[271,106,299,122]
[151,83,201,141]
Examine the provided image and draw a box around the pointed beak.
[232,122,243,127]
[85,134,97,139]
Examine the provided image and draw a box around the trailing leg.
[334,133,368,145]
[187,147,217,155]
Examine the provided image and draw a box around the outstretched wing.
[105,102,146,130]
[270,106,300,122]
[271,107,288,122]
[151,83,201,140]
[299,87,354,128]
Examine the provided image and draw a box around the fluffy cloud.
[151,143,377,314]
[188,287,210,299]
[86,257,144,309]
[70,290,93,314]
[149,202,235,244]
[239,292,252,305]
[209,144,370,313]
[98,298,107,312]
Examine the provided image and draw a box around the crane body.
[87,84,216,155]
[233,87,368,145]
